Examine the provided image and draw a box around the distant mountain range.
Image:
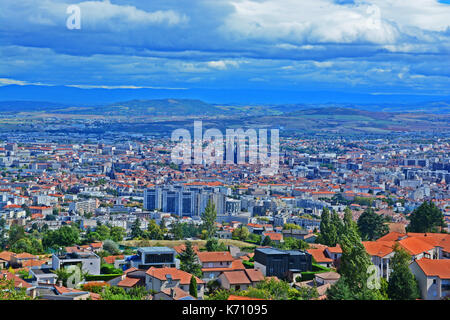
[1,84,450,109]
[0,98,450,116]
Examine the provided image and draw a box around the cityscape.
[0,0,449,308]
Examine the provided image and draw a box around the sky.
[1,0,450,104]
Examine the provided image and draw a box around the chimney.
[58,280,63,287]
[170,288,175,298]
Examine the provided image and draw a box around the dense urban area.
[0,119,449,301]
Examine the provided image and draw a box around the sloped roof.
[146,267,203,285]
[197,251,234,263]
[415,258,450,279]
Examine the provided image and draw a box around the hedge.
[300,264,331,281]
[85,274,122,281]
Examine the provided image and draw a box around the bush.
[312,263,331,272]
[82,282,110,293]
[242,260,254,269]
[101,263,123,275]
[300,264,331,281]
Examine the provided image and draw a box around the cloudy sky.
[1,0,450,104]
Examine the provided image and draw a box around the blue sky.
[1,0,450,104]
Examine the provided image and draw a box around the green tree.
[109,226,126,242]
[201,199,217,239]
[95,225,110,241]
[316,207,338,246]
[205,238,227,252]
[10,238,43,255]
[279,237,309,251]
[283,223,302,231]
[357,208,389,241]
[146,220,164,240]
[130,218,143,239]
[387,244,420,300]
[232,226,250,241]
[87,231,101,243]
[103,239,121,256]
[179,241,202,277]
[171,220,183,240]
[261,235,273,247]
[407,201,445,233]
[8,225,26,246]
[328,222,384,300]
[42,225,80,250]
[189,275,198,298]
[0,277,32,300]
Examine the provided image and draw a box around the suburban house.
[247,223,265,235]
[145,267,205,299]
[263,232,284,244]
[324,245,342,267]
[108,268,147,291]
[218,269,264,291]
[152,287,196,300]
[295,271,340,300]
[51,251,101,275]
[409,258,450,300]
[362,241,396,280]
[0,270,37,298]
[360,231,450,280]
[29,266,58,285]
[196,251,245,280]
[306,247,333,268]
[35,283,101,300]
[254,247,312,281]
[314,271,341,286]
[377,231,449,259]
[398,237,438,260]
[0,251,15,269]
[128,247,177,270]
[282,229,310,240]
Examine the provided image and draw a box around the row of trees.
[318,200,445,246]
[206,278,319,300]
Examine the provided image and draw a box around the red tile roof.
[307,248,333,263]
[146,267,204,285]
[160,287,193,300]
[244,269,265,282]
[398,237,435,256]
[415,258,450,279]
[197,251,234,263]
[263,232,283,241]
[362,241,396,258]
[117,277,141,288]
[221,271,251,285]
[0,270,32,288]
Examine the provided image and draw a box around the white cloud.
[222,0,400,44]
[207,60,241,70]
[313,61,334,68]
[0,78,52,87]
